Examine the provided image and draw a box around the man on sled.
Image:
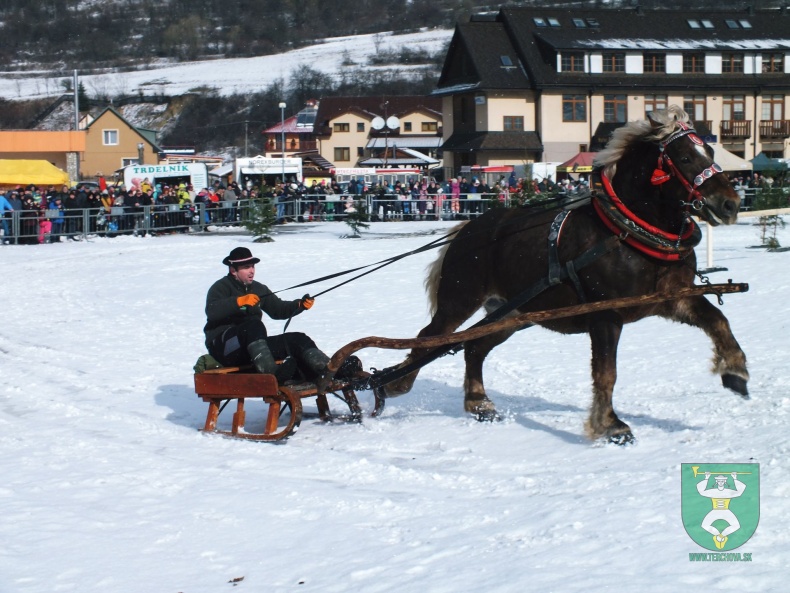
[202,246,361,385]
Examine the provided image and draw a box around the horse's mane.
[593,105,691,179]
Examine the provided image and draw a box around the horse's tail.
[425,221,468,316]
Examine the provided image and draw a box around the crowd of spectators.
[2,170,782,245]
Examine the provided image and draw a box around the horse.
[380,106,748,444]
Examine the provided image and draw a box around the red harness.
[592,122,722,262]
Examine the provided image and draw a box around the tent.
[557,152,597,173]
[0,159,70,187]
[708,144,752,172]
[751,152,788,172]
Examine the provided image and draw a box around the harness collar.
[592,170,701,262]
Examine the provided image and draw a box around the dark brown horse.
[381,106,748,444]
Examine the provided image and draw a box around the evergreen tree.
[243,197,277,242]
[343,198,370,238]
[77,82,90,112]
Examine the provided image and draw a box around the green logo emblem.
[682,463,760,551]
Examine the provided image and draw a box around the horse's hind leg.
[463,327,518,421]
[667,296,749,397]
[586,312,634,444]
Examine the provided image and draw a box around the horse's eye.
[680,156,691,164]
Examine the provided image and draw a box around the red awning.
[557,152,597,173]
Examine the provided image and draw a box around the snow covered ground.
[0,217,788,592]
[0,28,454,101]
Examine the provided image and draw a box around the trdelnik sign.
[681,463,759,555]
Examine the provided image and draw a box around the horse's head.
[648,109,741,226]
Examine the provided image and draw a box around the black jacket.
[203,274,303,348]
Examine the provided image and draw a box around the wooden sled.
[194,366,366,442]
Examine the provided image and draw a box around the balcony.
[759,120,790,140]
[720,120,752,139]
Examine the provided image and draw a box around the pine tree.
[243,197,277,242]
[343,198,370,238]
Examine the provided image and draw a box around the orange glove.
[237,294,260,308]
[300,294,315,310]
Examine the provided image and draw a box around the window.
[701,19,714,29]
[683,95,707,121]
[561,52,585,72]
[687,19,701,29]
[602,53,625,72]
[121,157,137,167]
[604,95,627,123]
[357,147,364,157]
[762,54,784,73]
[333,122,349,132]
[357,122,365,132]
[572,18,586,28]
[503,116,524,131]
[562,95,587,122]
[725,19,739,29]
[500,55,514,67]
[644,94,668,116]
[102,129,118,145]
[334,147,350,161]
[548,18,561,27]
[587,18,600,27]
[533,17,547,27]
[723,96,745,121]
[722,53,744,74]
[762,95,785,120]
[683,53,705,73]
[643,53,665,73]
[403,122,412,132]
[421,121,438,132]
[739,19,752,29]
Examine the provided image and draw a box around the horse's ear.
[647,111,664,131]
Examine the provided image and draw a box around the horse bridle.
[651,121,724,211]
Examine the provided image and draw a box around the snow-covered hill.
[0,28,453,101]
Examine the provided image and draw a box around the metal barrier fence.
[0,189,773,245]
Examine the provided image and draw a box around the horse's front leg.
[586,312,633,445]
[667,296,749,397]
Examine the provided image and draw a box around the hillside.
[0,0,468,70]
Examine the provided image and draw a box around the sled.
[194,366,366,442]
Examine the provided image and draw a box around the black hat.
[222,247,260,267]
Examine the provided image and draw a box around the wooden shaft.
[327,282,748,372]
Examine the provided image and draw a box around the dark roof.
[436,6,790,94]
[436,22,531,93]
[442,131,543,152]
[313,96,442,136]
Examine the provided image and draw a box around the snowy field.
[0,28,454,100]
[0,217,789,592]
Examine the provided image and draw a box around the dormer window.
[500,55,514,68]
[687,19,701,29]
[701,19,714,29]
[561,52,585,72]
[603,52,625,73]
[533,17,547,27]
[548,17,561,27]
[572,18,586,28]
[739,20,752,29]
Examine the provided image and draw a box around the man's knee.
[285,332,317,351]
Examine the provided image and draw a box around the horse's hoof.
[722,374,749,399]
[473,408,501,423]
[608,431,635,446]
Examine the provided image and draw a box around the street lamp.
[278,101,286,185]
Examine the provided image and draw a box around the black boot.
[248,339,276,374]
[336,355,363,379]
[301,347,330,377]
